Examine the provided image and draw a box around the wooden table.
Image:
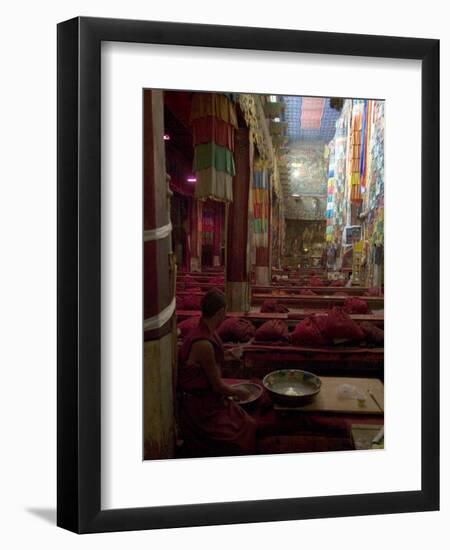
[274,376,384,415]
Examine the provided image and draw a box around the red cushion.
[176,295,186,309]
[334,291,349,297]
[208,276,224,285]
[343,297,369,314]
[186,282,202,289]
[330,279,345,287]
[299,289,317,296]
[187,286,202,294]
[217,318,255,343]
[254,320,290,343]
[291,315,330,346]
[309,276,325,287]
[364,287,383,297]
[177,317,199,338]
[324,307,364,341]
[183,293,203,310]
[260,300,289,313]
[360,321,384,344]
[314,314,329,336]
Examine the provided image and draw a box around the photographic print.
[57,17,438,532]
[143,90,385,460]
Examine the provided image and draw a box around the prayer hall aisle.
[143,90,384,460]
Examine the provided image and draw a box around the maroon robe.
[177,318,256,457]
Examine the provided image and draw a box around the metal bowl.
[230,382,263,405]
[262,369,321,405]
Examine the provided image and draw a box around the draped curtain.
[190,93,237,202]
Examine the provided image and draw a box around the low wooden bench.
[176,309,384,327]
[252,285,372,296]
[251,293,384,311]
[235,343,384,380]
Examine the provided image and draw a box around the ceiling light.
[163,134,170,140]
[186,177,197,183]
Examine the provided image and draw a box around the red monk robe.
[177,318,257,457]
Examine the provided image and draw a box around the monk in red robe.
[177,290,257,457]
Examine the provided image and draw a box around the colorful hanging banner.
[190,93,238,128]
[252,168,269,248]
[192,116,235,151]
[190,93,236,202]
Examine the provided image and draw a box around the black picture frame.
[57,16,439,533]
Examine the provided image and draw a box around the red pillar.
[212,202,223,266]
[190,199,203,272]
[143,90,173,336]
[226,128,252,311]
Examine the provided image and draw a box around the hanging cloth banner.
[252,169,269,248]
[193,142,236,176]
[192,116,235,151]
[360,100,372,191]
[190,93,236,202]
[195,166,233,202]
[190,93,238,128]
[349,102,363,203]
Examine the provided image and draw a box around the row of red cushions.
[178,309,384,346]
[291,307,384,345]
[257,307,383,346]
[176,294,202,311]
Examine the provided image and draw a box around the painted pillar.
[226,128,251,311]
[143,90,175,460]
[254,168,271,286]
[190,199,203,272]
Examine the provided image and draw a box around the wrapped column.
[226,128,252,311]
[189,199,203,272]
[143,90,175,459]
[252,161,271,285]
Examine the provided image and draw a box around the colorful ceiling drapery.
[300,97,325,129]
[190,93,237,202]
